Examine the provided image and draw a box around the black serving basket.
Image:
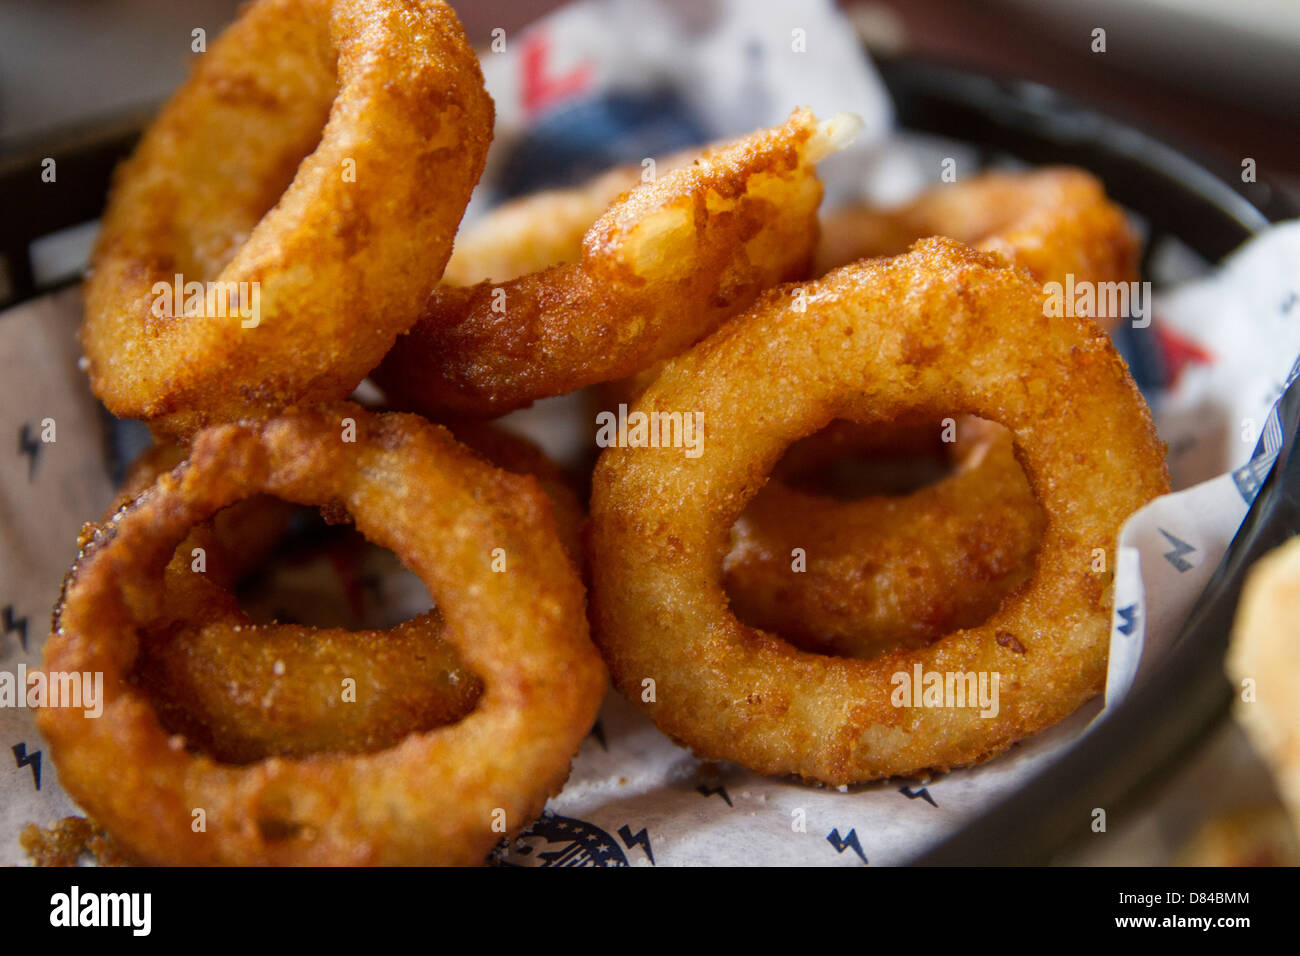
[0,58,1294,865]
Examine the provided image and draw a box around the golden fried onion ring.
[590,238,1168,784]
[375,110,860,418]
[114,424,584,765]
[81,0,494,435]
[718,168,1138,656]
[815,167,1139,330]
[40,405,604,864]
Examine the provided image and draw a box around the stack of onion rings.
[590,238,1168,784]
[40,405,605,864]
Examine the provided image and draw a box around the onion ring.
[40,404,605,864]
[717,168,1138,655]
[724,417,1045,658]
[589,238,1168,784]
[99,445,483,767]
[814,167,1139,330]
[598,168,1138,414]
[374,110,861,418]
[107,423,584,766]
[81,0,494,435]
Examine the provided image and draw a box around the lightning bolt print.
[1115,604,1138,636]
[826,828,867,864]
[1158,528,1197,572]
[2,604,28,652]
[18,423,42,480]
[13,743,41,790]
[696,783,733,807]
[899,785,938,808]
[618,824,655,865]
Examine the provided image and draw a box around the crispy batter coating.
[589,238,1168,785]
[40,405,605,864]
[815,168,1140,330]
[117,441,429,768]
[375,110,861,418]
[451,423,586,567]
[725,418,1044,658]
[123,459,470,767]
[81,0,494,435]
[120,443,468,763]
[1228,537,1300,834]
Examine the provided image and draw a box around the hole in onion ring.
[128,499,483,767]
[723,414,1046,660]
[255,816,306,844]
[769,418,955,500]
[233,508,435,630]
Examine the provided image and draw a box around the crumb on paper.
[20,816,137,867]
